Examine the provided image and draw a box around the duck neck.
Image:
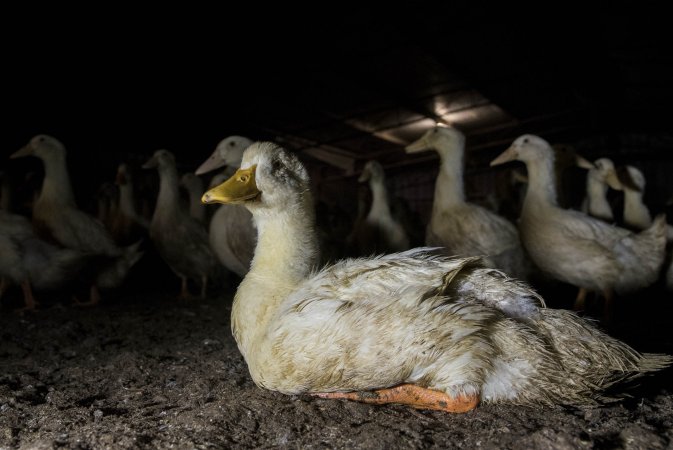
[118,183,136,217]
[433,147,466,211]
[624,189,651,227]
[188,188,205,221]
[523,156,558,209]
[233,193,320,357]
[154,166,180,217]
[38,156,77,208]
[586,176,613,220]
[368,178,392,220]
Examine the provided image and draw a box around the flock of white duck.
[1,129,672,413]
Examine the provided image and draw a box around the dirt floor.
[1,275,672,449]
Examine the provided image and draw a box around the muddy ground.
[1,275,672,449]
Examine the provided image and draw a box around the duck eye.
[523,138,529,144]
[229,141,235,147]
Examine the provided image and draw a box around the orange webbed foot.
[313,384,479,413]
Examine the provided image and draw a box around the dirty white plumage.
[201,141,670,409]
[406,126,530,280]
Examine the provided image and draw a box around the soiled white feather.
[406,126,530,280]
[205,141,670,408]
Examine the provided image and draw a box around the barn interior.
[2,4,673,448]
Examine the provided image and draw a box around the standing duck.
[195,136,256,278]
[351,160,410,255]
[201,141,670,413]
[490,135,668,318]
[143,149,220,298]
[580,158,622,223]
[619,165,673,241]
[406,126,530,280]
[10,135,144,305]
[110,163,149,245]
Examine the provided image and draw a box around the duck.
[10,135,144,305]
[580,158,622,223]
[180,172,206,223]
[201,141,670,413]
[143,149,220,298]
[195,135,256,278]
[345,184,371,256]
[619,165,673,240]
[405,126,530,280]
[110,163,150,245]
[350,160,410,255]
[490,134,668,318]
[0,210,95,310]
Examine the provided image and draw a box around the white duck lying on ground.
[350,160,410,255]
[491,135,667,319]
[11,135,144,305]
[580,158,622,223]
[143,150,220,298]
[201,141,670,413]
[195,135,256,278]
[406,126,530,280]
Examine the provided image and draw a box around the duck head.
[590,158,622,190]
[490,134,553,166]
[405,126,465,155]
[116,163,130,186]
[617,165,646,193]
[195,135,253,175]
[358,160,385,183]
[11,134,67,163]
[201,142,310,212]
[142,149,176,174]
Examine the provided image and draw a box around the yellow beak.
[201,165,259,204]
[490,146,517,166]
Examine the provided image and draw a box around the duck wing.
[281,248,543,321]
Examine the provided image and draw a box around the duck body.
[145,150,220,297]
[491,135,667,296]
[406,127,530,280]
[202,142,670,410]
[0,210,94,307]
[196,136,257,278]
